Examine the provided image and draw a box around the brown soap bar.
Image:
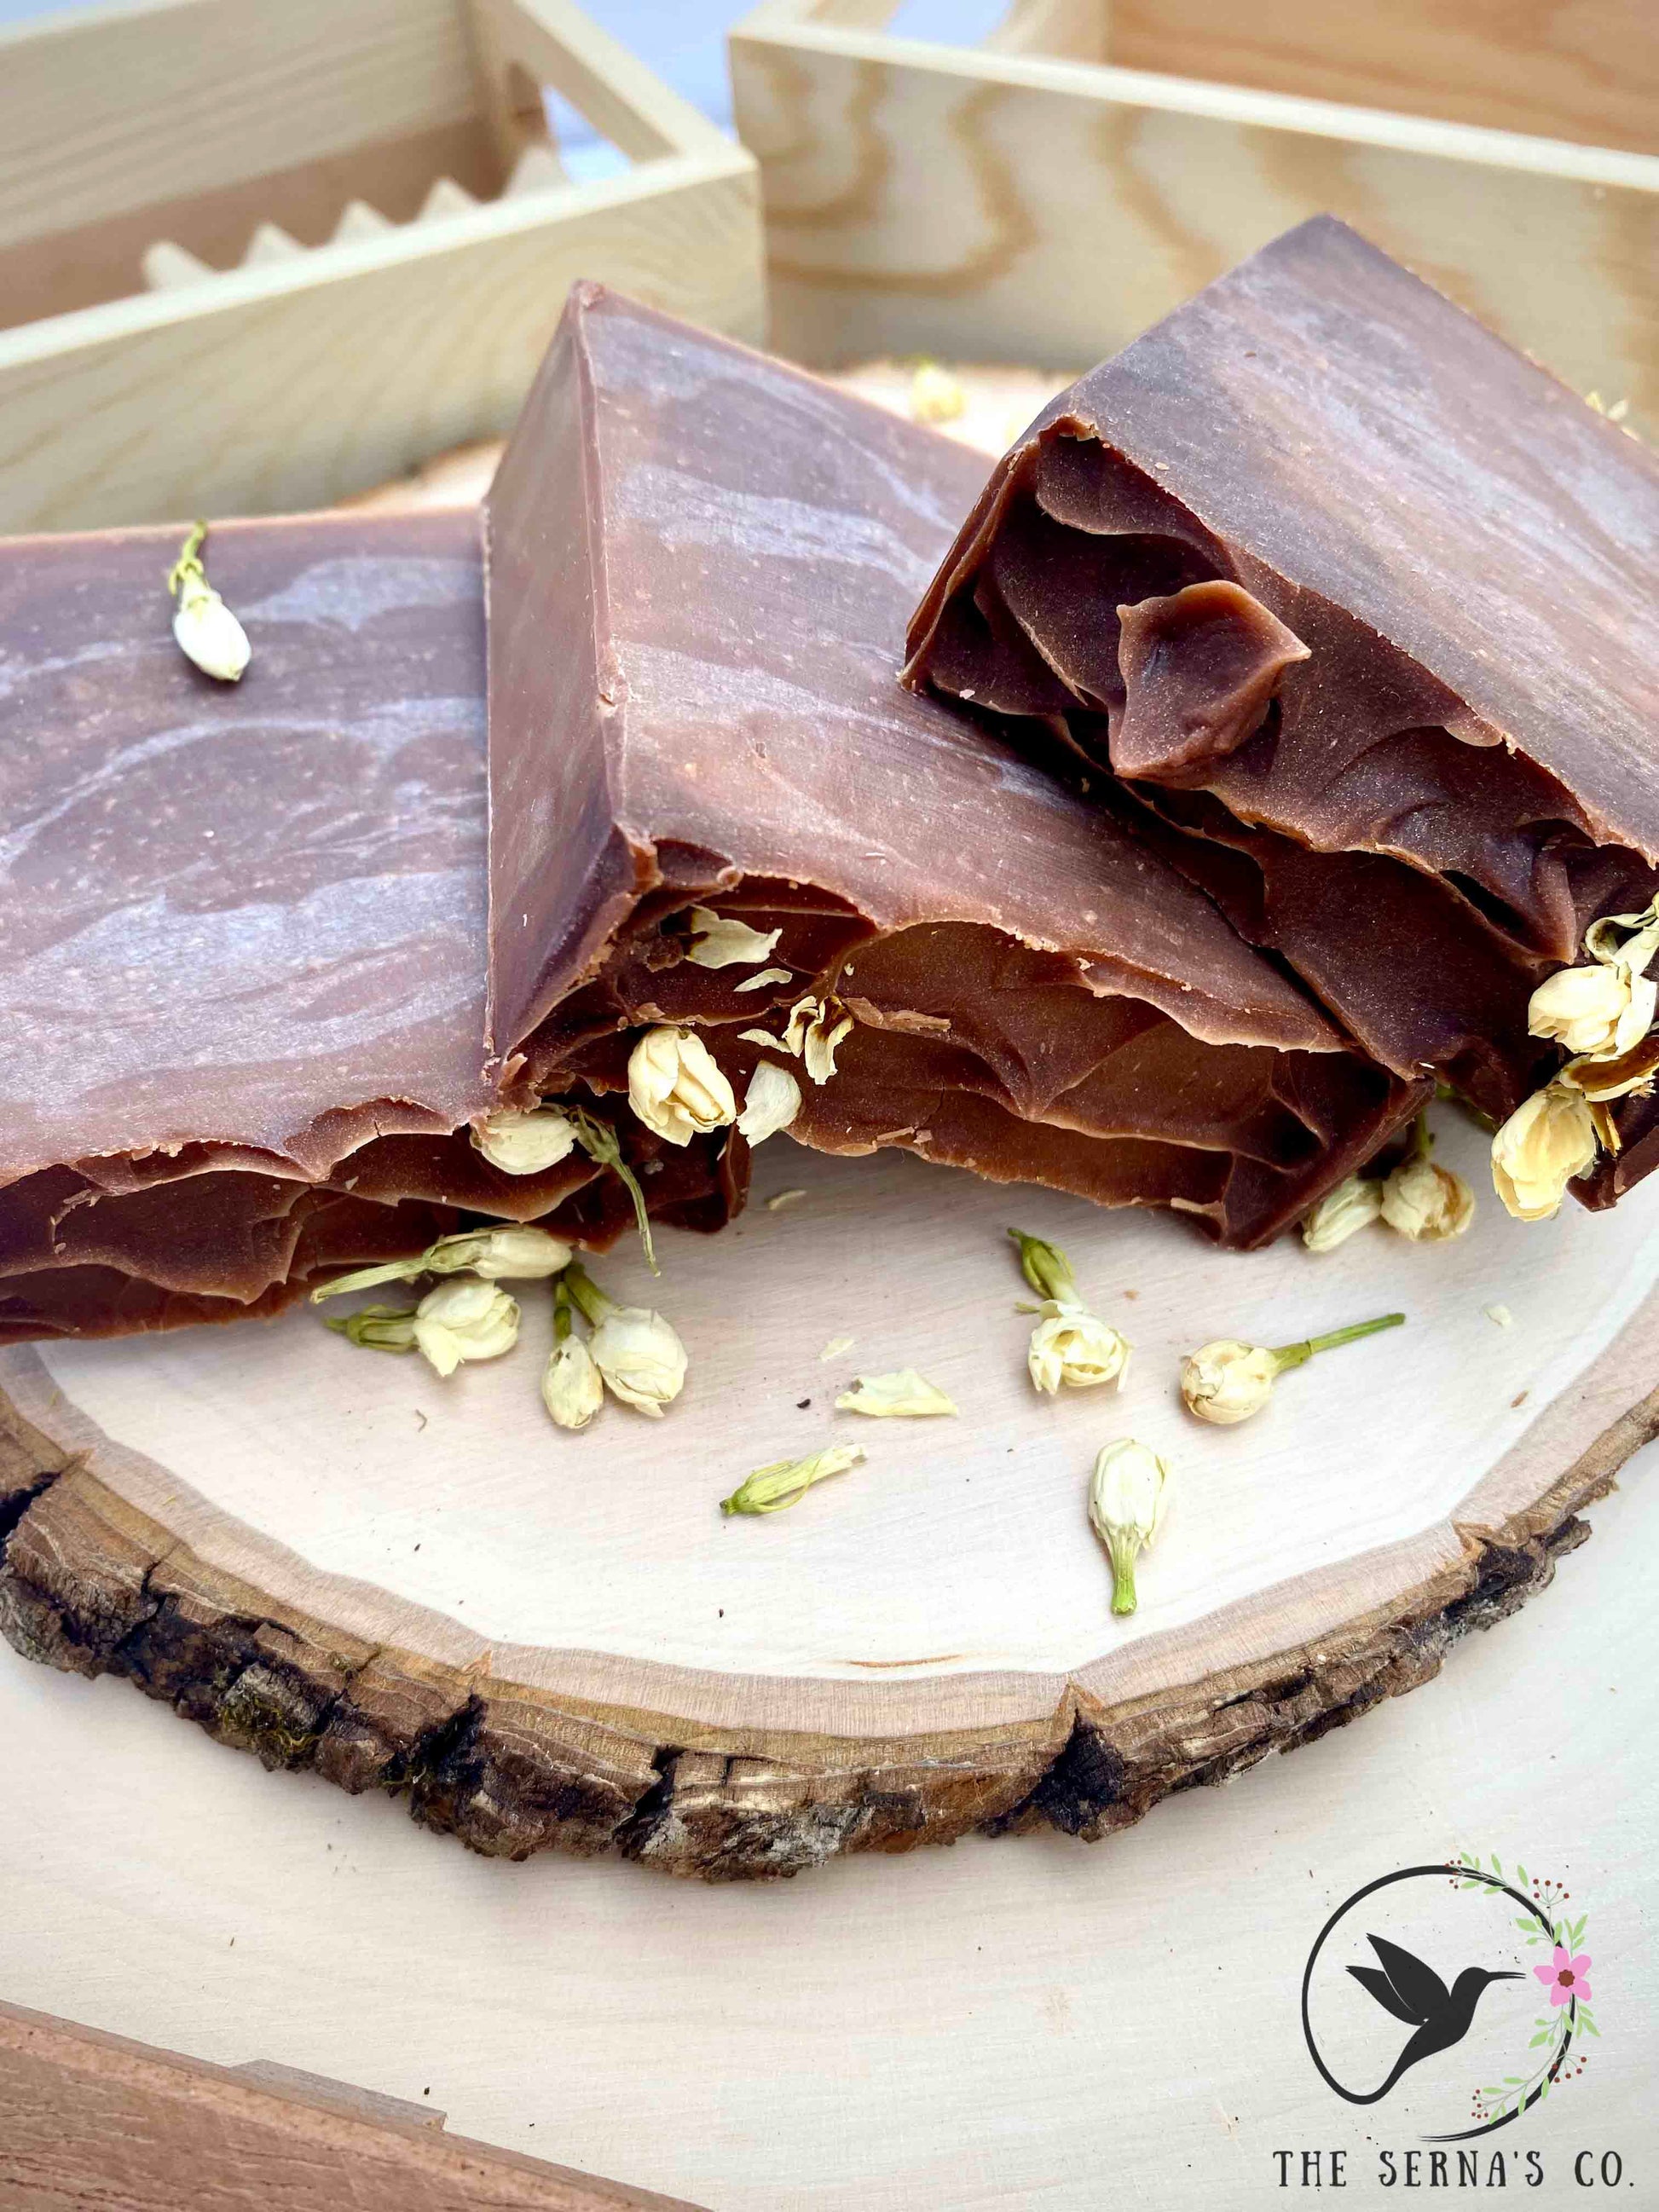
[484,285,1423,1249]
[905,217,1659,1197]
[0,509,733,1340]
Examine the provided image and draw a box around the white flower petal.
[685,907,783,969]
[834,1368,957,1418]
[736,1060,801,1146]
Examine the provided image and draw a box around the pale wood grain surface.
[0,1447,1652,2208]
[1105,0,1659,156]
[730,3,1659,436]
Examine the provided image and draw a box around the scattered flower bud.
[835,1368,957,1418]
[1300,1174,1384,1252]
[1007,1227,1080,1307]
[720,1443,865,1516]
[910,361,967,424]
[1178,1312,1404,1426]
[1528,963,1641,1058]
[471,1106,579,1175]
[1381,1155,1475,1242]
[1379,1112,1474,1241]
[167,522,250,682]
[685,905,783,969]
[324,1302,417,1353]
[1026,1303,1131,1395]
[1492,1083,1599,1221]
[541,1337,604,1430]
[309,1224,571,1302]
[627,1025,737,1146]
[1088,1440,1171,1617]
[565,1261,687,1417]
[411,1276,520,1377]
[736,1059,801,1145]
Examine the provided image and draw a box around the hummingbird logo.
[1301,1857,1597,2140]
[1342,1934,1523,2103]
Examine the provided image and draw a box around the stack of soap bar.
[483,285,1423,1250]
[0,510,739,1341]
[905,217,1659,1207]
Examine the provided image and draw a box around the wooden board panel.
[729,4,1659,439]
[0,157,761,531]
[1105,0,1659,157]
[0,2000,709,2210]
[3,1118,1655,1880]
[0,0,484,254]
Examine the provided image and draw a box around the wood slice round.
[3,1115,1655,1881]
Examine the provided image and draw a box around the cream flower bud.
[834,1368,957,1418]
[166,522,249,682]
[471,1107,579,1175]
[720,1443,864,1516]
[427,1225,572,1281]
[1007,1227,1080,1307]
[410,1276,520,1377]
[1380,1154,1475,1241]
[627,1025,737,1146]
[541,1337,604,1430]
[1300,1174,1383,1253]
[1178,1312,1402,1426]
[1491,1083,1599,1221]
[1528,963,1636,1058]
[736,1059,801,1145]
[1179,1339,1277,1425]
[173,587,251,683]
[1088,1440,1171,1617]
[324,1302,418,1353]
[588,1305,688,1417]
[685,906,783,969]
[1027,1304,1131,1395]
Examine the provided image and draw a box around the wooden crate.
[729,0,1658,436]
[0,0,764,532]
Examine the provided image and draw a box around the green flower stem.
[563,1260,617,1331]
[324,1303,418,1352]
[1107,1534,1141,1617]
[552,1273,576,1342]
[1007,1226,1079,1307]
[1270,1311,1405,1373]
[570,1109,658,1274]
[166,520,209,598]
[309,1256,421,1302]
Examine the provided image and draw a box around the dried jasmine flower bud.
[627,1025,737,1146]
[736,1059,801,1145]
[1088,1440,1171,1617]
[1380,1115,1474,1241]
[324,1302,418,1353]
[166,521,250,682]
[564,1260,687,1417]
[471,1106,579,1175]
[834,1369,957,1418]
[1007,1228,1132,1394]
[1528,963,1642,1059]
[1026,1305,1131,1395]
[685,906,783,969]
[720,1443,865,1516]
[309,1224,570,1302]
[1491,1083,1600,1221]
[1300,1173,1384,1253]
[410,1277,521,1377]
[541,1276,604,1431]
[910,361,967,424]
[1179,1312,1404,1427]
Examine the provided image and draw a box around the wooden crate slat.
[730,5,1659,439]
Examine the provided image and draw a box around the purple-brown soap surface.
[905,216,1659,1201]
[484,284,1422,1250]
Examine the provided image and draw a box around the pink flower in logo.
[1535,1945,1592,2007]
